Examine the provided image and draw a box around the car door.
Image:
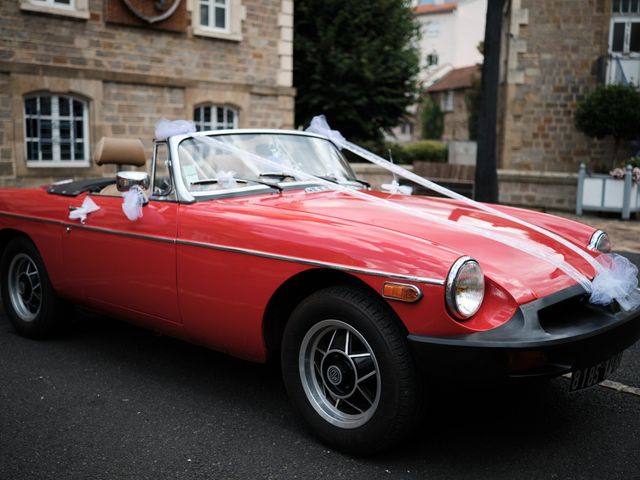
[62,193,180,326]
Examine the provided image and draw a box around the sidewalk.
[553,211,640,253]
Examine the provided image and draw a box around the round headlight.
[445,256,485,320]
[589,230,611,253]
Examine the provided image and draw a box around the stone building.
[425,64,480,141]
[498,0,639,173]
[495,0,640,210]
[0,0,295,186]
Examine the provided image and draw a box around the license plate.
[569,352,624,392]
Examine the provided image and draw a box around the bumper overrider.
[408,285,640,379]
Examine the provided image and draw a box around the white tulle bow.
[68,196,100,224]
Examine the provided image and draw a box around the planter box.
[576,163,640,220]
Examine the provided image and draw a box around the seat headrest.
[93,137,146,167]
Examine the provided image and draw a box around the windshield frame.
[168,129,356,202]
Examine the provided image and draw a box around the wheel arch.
[262,268,406,359]
[0,229,32,259]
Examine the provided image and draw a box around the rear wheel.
[1,237,67,338]
[281,286,422,455]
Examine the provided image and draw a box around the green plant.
[403,140,447,163]
[420,95,444,140]
[574,84,640,169]
[626,156,640,169]
[347,140,411,164]
[342,140,446,164]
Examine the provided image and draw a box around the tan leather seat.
[93,137,147,196]
[94,137,146,167]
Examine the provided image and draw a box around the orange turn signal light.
[382,282,422,303]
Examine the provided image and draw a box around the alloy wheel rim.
[8,253,42,322]
[299,319,381,429]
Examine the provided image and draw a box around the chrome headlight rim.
[445,256,485,320]
[588,230,611,253]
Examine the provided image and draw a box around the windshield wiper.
[259,172,298,181]
[190,177,283,192]
[344,176,370,188]
[318,174,370,188]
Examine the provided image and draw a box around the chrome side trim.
[0,211,64,226]
[0,211,445,286]
[177,239,444,285]
[68,224,176,244]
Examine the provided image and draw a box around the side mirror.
[117,171,150,193]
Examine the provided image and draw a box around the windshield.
[177,133,357,195]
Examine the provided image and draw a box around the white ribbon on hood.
[190,136,593,295]
[184,120,640,311]
[306,115,640,311]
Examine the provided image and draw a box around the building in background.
[392,0,486,143]
[497,0,640,209]
[0,0,294,186]
[424,64,480,141]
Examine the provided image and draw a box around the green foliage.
[294,0,421,142]
[345,139,446,164]
[627,156,640,169]
[574,85,640,156]
[403,140,447,163]
[464,76,481,141]
[420,96,444,140]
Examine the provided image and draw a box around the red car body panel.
[0,183,600,362]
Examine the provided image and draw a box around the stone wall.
[352,163,578,212]
[0,73,14,180]
[498,170,577,212]
[498,0,614,172]
[0,0,295,187]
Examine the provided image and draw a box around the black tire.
[281,285,422,455]
[0,236,67,338]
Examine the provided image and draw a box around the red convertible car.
[1,129,639,454]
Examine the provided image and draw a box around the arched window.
[193,105,238,131]
[24,94,89,166]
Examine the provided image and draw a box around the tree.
[574,84,640,169]
[294,0,421,142]
[421,95,444,140]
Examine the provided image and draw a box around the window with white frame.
[612,0,640,15]
[426,52,439,67]
[193,105,238,131]
[20,0,88,21]
[24,94,89,166]
[199,0,229,31]
[30,0,74,8]
[441,90,454,112]
[610,19,640,54]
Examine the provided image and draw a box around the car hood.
[257,189,598,304]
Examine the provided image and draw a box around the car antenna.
[388,149,398,184]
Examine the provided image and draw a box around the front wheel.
[281,286,422,455]
[0,237,67,338]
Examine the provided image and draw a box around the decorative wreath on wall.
[120,0,182,24]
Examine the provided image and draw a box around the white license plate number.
[569,352,623,392]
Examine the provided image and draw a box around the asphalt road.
[1,254,639,480]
